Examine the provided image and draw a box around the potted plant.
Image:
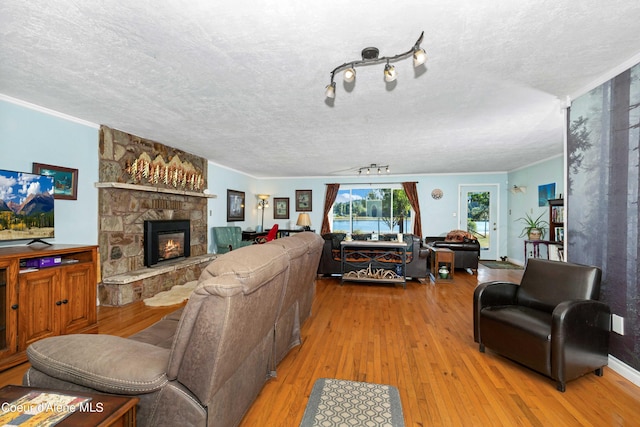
[517,212,549,240]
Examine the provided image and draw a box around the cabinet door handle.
[62,299,68,304]
[10,304,18,310]
[56,300,63,306]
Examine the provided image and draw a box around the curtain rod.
[324,181,417,185]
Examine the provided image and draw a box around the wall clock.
[431,189,443,200]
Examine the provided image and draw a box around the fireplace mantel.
[95,182,217,198]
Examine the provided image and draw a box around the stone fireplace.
[97,126,216,306]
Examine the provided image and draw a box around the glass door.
[459,185,499,260]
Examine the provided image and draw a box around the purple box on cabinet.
[24,256,62,269]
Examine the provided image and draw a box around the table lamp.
[296,213,312,231]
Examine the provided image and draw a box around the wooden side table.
[429,247,455,283]
[0,385,138,426]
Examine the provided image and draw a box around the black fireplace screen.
[144,220,191,267]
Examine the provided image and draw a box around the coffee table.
[340,240,408,289]
[0,385,138,426]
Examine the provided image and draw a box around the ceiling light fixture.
[357,164,390,176]
[325,32,426,99]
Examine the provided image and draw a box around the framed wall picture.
[295,190,312,212]
[32,163,78,200]
[538,182,556,207]
[227,189,245,222]
[273,197,290,219]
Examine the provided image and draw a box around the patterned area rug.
[300,378,404,427]
[479,260,524,270]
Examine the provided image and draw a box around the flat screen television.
[0,169,55,244]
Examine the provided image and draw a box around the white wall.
[0,96,100,247]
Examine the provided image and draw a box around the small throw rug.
[143,280,198,307]
[480,260,523,270]
[300,378,404,427]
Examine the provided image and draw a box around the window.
[331,185,412,234]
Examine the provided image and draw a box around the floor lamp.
[257,194,270,232]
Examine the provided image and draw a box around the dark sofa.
[317,232,428,280]
[424,236,481,274]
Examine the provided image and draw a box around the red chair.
[256,224,279,244]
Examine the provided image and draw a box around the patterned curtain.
[402,182,422,237]
[321,183,340,235]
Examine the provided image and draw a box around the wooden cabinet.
[548,199,564,243]
[0,245,98,371]
[0,260,18,362]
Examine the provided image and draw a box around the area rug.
[300,378,404,427]
[143,280,198,307]
[479,260,523,270]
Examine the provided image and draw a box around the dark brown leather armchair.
[473,258,610,392]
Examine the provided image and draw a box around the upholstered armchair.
[473,258,610,392]
[212,226,253,254]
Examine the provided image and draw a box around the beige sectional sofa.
[23,232,323,427]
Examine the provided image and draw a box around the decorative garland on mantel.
[125,152,204,191]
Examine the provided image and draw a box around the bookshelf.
[549,199,564,243]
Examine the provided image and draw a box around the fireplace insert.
[144,220,191,267]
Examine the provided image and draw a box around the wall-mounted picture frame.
[227,189,245,222]
[295,190,312,212]
[32,163,78,200]
[273,197,290,219]
[538,182,556,207]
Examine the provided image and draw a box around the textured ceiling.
[1,1,640,178]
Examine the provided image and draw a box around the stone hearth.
[100,254,216,306]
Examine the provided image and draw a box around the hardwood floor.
[241,267,640,427]
[1,265,639,426]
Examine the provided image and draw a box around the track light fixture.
[357,164,390,176]
[325,32,426,99]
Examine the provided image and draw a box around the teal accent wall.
[3,95,562,264]
[205,171,512,256]
[0,97,100,247]
[507,155,564,263]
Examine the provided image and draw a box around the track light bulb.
[343,67,356,83]
[325,82,336,98]
[413,48,427,66]
[384,64,397,82]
